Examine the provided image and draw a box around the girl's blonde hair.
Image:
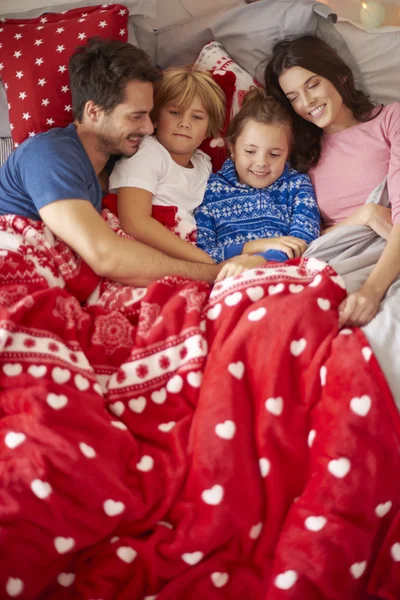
[226,86,294,153]
[152,65,226,138]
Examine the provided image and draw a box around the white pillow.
[334,20,400,104]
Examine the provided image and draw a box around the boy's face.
[155,95,209,166]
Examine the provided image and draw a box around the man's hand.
[244,236,307,259]
[216,255,266,282]
[338,284,382,327]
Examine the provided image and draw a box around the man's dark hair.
[69,37,161,122]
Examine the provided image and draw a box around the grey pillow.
[0,84,11,138]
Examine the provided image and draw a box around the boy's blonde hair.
[152,65,226,138]
[226,86,294,153]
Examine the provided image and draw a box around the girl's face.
[278,66,354,134]
[230,119,289,188]
[155,94,209,165]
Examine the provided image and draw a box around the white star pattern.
[4,83,8,89]
[38,78,47,87]
[81,13,88,17]
[8,103,11,109]
[14,143,19,148]
[99,20,107,28]
[56,27,65,34]
[0,43,2,49]
[77,33,86,40]
[119,9,127,15]
[40,17,47,23]
[34,39,43,46]
[64,105,72,112]
[61,85,69,93]
[78,18,86,23]
[58,65,67,73]
[35,58,44,66]
[10,124,14,131]
[16,71,24,79]
[22,112,31,121]
[46,118,55,125]
[119,29,126,36]
[42,98,50,106]
[28,131,36,137]
[36,26,44,31]
[14,33,23,40]
[0,63,3,71]
[56,45,65,53]
[14,51,22,58]
[19,91,27,100]
[0,28,3,33]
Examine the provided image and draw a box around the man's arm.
[39,200,221,287]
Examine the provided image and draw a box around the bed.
[0,1,400,598]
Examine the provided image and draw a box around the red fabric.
[0,214,400,599]
[0,4,129,146]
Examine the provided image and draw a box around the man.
[0,38,262,286]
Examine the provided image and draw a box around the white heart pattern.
[228,361,244,380]
[201,484,224,506]
[79,442,96,458]
[275,570,298,590]
[166,375,183,394]
[187,371,203,388]
[350,561,367,579]
[308,430,316,448]
[215,420,236,440]
[158,421,176,432]
[151,388,167,404]
[110,401,125,417]
[320,366,327,387]
[259,458,270,478]
[390,542,400,562]
[181,551,204,565]
[3,363,22,377]
[362,347,372,362]
[28,365,47,378]
[211,572,229,588]
[265,397,283,416]
[117,546,137,564]
[290,339,307,357]
[129,397,146,413]
[207,303,222,320]
[331,274,346,289]
[305,516,327,532]
[52,367,71,384]
[136,455,154,472]
[375,501,392,518]
[209,137,225,148]
[54,536,75,554]
[31,479,52,500]
[249,522,263,540]
[268,283,284,295]
[225,292,243,306]
[246,286,264,302]
[289,284,304,294]
[317,298,331,311]
[350,395,371,417]
[111,421,128,431]
[103,499,125,517]
[5,431,26,449]
[340,328,353,336]
[5,578,24,597]
[309,274,322,288]
[47,393,68,410]
[75,374,90,391]
[248,307,267,322]
[307,258,325,272]
[57,573,75,588]
[328,457,351,478]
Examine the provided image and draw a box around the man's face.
[96,80,154,158]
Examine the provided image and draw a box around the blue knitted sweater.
[195,159,320,263]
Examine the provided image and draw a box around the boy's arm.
[39,199,221,286]
[118,186,214,263]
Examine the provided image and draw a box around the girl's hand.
[338,284,382,327]
[244,236,307,258]
[216,255,266,282]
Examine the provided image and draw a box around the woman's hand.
[244,236,307,259]
[216,255,266,282]
[364,204,393,240]
[338,284,382,327]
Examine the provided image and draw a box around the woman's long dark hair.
[264,35,380,172]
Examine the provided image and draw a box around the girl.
[195,87,320,279]
[265,35,400,326]
[109,65,225,265]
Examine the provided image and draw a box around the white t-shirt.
[109,134,212,224]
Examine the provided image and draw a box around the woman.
[265,35,400,327]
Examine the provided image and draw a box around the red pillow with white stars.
[0,4,129,147]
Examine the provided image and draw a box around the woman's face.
[278,66,352,134]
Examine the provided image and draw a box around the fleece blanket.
[0,212,400,600]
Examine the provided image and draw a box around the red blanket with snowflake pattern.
[0,212,399,600]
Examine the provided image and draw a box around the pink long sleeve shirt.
[310,103,400,226]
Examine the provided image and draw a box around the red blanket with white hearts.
[0,213,399,600]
